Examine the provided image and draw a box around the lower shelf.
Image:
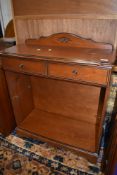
[17,108,98,153]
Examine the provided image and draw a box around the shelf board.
[12,0,117,20]
[18,108,98,153]
[14,14,117,20]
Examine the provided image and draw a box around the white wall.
[0,0,12,35]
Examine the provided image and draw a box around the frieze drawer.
[48,63,108,85]
[3,57,46,75]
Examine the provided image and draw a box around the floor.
[0,132,102,175]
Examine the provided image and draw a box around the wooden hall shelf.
[1,33,116,164]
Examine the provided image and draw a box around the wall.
[0,0,12,35]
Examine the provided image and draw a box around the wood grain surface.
[14,18,117,46]
[0,69,16,135]
[11,0,117,49]
[19,108,97,152]
[12,0,117,16]
[1,32,115,165]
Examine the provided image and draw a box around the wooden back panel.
[13,18,117,46]
[31,77,103,125]
[11,0,117,47]
[12,0,117,16]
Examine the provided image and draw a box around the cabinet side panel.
[5,71,34,125]
[0,69,16,135]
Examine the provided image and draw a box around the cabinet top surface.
[1,33,116,68]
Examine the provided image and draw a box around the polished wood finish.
[1,33,116,163]
[14,18,117,46]
[105,115,117,175]
[48,63,108,85]
[11,0,117,48]
[5,20,15,38]
[19,108,97,152]
[12,0,117,17]
[26,33,113,50]
[2,44,114,65]
[0,41,16,136]
[0,68,16,135]
[31,77,102,125]
[3,57,46,75]
[5,71,34,125]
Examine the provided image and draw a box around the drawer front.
[48,63,108,85]
[3,57,46,75]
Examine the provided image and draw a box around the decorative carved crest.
[25,33,113,50]
[58,37,71,43]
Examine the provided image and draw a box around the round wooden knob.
[19,64,24,69]
[72,69,78,75]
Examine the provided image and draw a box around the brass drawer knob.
[19,64,24,69]
[72,69,78,75]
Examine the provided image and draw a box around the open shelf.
[18,108,97,153]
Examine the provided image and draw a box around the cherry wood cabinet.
[1,33,116,164]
